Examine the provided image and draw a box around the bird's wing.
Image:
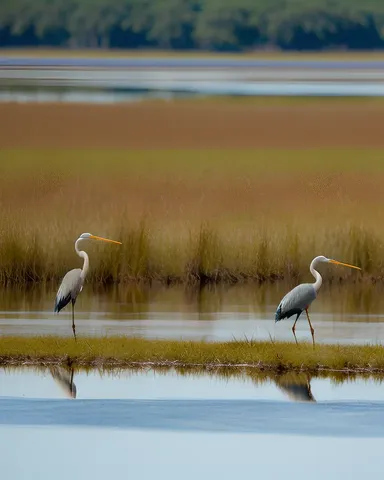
[278,284,316,317]
[54,268,82,313]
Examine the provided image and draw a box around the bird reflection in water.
[274,372,315,403]
[49,366,77,399]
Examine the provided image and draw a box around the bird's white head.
[79,233,92,239]
[77,233,122,245]
[312,255,329,264]
[312,255,361,270]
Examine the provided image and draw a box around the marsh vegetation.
[0,101,383,371]
[3,336,384,373]
[0,145,383,286]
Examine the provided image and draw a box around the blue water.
[2,426,382,480]
[1,368,384,479]
[1,397,384,438]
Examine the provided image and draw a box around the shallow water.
[3,82,384,102]
[1,367,384,479]
[0,86,199,103]
[3,63,384,100]
[1,283,384,344]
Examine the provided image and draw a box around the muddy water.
[0,283,384,344]
[1,367,384,479]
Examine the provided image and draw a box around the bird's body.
[275,255,361,344]
[54,232,122,339]
[54,268,83,314]
[275,374,315,403]
[275,283,317,323]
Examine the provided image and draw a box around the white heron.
[275,255,361,345]
[54,232,122,339]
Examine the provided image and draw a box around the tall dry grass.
[1,148,384,286]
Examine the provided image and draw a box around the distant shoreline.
[3,48,384,61]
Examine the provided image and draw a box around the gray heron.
[275,255,361,345]
[54,232,122,339]
[49,366,77,399]
[274,373,315,403]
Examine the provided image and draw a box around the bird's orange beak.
[329,259,361,270]
[90,235,122,245]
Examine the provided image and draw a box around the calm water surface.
[4,64,384,100]
[1,367,384,479]
[1,283,384,344]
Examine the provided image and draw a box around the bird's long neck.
[309,258,322,293]
[75,239,89,280]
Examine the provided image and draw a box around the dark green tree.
[2,0,384,51]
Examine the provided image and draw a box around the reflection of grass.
[8,365,383,391]
[3,281,384,321]
[0,148,384,285]
[3,336,384,373]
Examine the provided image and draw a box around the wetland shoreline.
[2,337,384,374]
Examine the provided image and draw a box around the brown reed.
[0,148,383,286]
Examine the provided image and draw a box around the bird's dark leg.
[71,300,77,341]
[305,308,315,346]
[70,368,76,398]
[292,314,299,345]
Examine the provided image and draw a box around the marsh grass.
[2,336,384,373]
[1,148,384,285]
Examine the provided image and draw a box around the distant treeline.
[2,0,384,51]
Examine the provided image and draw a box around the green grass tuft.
[2,336,384,373]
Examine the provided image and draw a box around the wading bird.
[274,373,315,403]
[49,366,77,399]
[54,233,122,339]
[275,256,361,345]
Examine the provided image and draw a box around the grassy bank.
[2,336,384,373]
[0,148,383,286]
